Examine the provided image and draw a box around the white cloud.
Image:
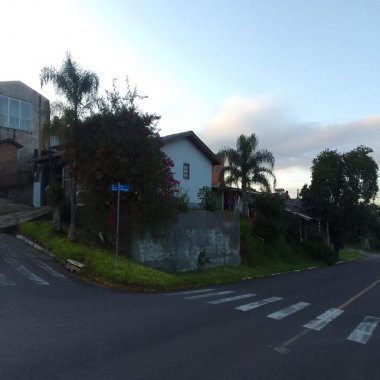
[200,96,380,197]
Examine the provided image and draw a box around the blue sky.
[2,0,380,197]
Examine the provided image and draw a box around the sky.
[2,0,380,198]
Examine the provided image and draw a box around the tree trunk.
[68,175,77,241]
[241,188,248,218]
[52,206,61,232]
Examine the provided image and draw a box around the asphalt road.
[1,233,380,380]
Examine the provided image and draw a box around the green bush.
[177,191,189,212]
[252,193,285,242]
[197,186,218,211]
[302,240,335,264]
[241,219,321,272]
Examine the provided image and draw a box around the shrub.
[302,239,335,264]
[177,191,189,212]
[252,193,285,242]
[197,186,218,211]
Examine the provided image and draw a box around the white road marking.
[235,297,282,312]
[3,257,19,266]
[347,316,380,344]
[3,257,49,285]
[0,274,16,286]
[267,302,310,320]
[34,261,66,279]
[16,266,50,285]
[163,288,215,296]
[303,308,344,331]
[184,290,234,300]
[208,293,256,304]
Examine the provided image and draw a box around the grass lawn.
[18,220,363,291]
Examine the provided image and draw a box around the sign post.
[111,183,129,266]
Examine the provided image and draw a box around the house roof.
[0,81,50,102]
[161,131,221,165]
[285,199,314,221]
[0,138,23,149]
[33,150,63,164]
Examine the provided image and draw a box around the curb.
[16,234,55,258]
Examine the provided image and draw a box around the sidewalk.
[0,198,51,229]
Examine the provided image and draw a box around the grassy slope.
[18,220,362,291]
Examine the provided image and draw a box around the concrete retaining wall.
[130,210,240,272]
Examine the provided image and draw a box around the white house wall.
[161,138,212,204]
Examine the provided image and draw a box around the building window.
[0,95,32,132]
[183,163,190,180]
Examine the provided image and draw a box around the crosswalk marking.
[303,308,344,331]
[16,266,50,285]
[3,257,49,285]
[162,288,380,346]
[3,257,19,267]
[34,261,66,279]
[0,274,16,286]
[163,288,215,296]
[184,290,234,300]
[235,297,282,312]
[347,316,380,344]
[208,293,256,304]
[267,302,310,320]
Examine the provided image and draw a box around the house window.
[0,95,32,132]
[183,163,190,180]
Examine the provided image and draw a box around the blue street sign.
[111,183,130,192]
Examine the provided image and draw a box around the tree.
[301,146,378,260]
[75,81,179,232]
[40,53,99,240]
[218,134,276,217]
[252,193,285,242]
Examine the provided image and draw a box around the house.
[32,148,64,207]
[0,81,50,201]
[161,131,220,205]
[0,138,23,187]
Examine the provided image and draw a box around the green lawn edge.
[18,220,363,292]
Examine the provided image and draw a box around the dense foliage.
[75,82,179,232]
[301,146,379,259]
[252,193,285,242]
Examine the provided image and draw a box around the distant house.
[161,131,220,205]
[0,81,50,201]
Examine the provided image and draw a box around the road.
[1,233,379,379]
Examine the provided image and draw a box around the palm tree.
[219,134,276,217]
[40,53,99,240]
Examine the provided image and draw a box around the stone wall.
[130,210,240,272]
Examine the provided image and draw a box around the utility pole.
[297,189,302,243]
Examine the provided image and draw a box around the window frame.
[183,162,190,180]
[0,95,32,132]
